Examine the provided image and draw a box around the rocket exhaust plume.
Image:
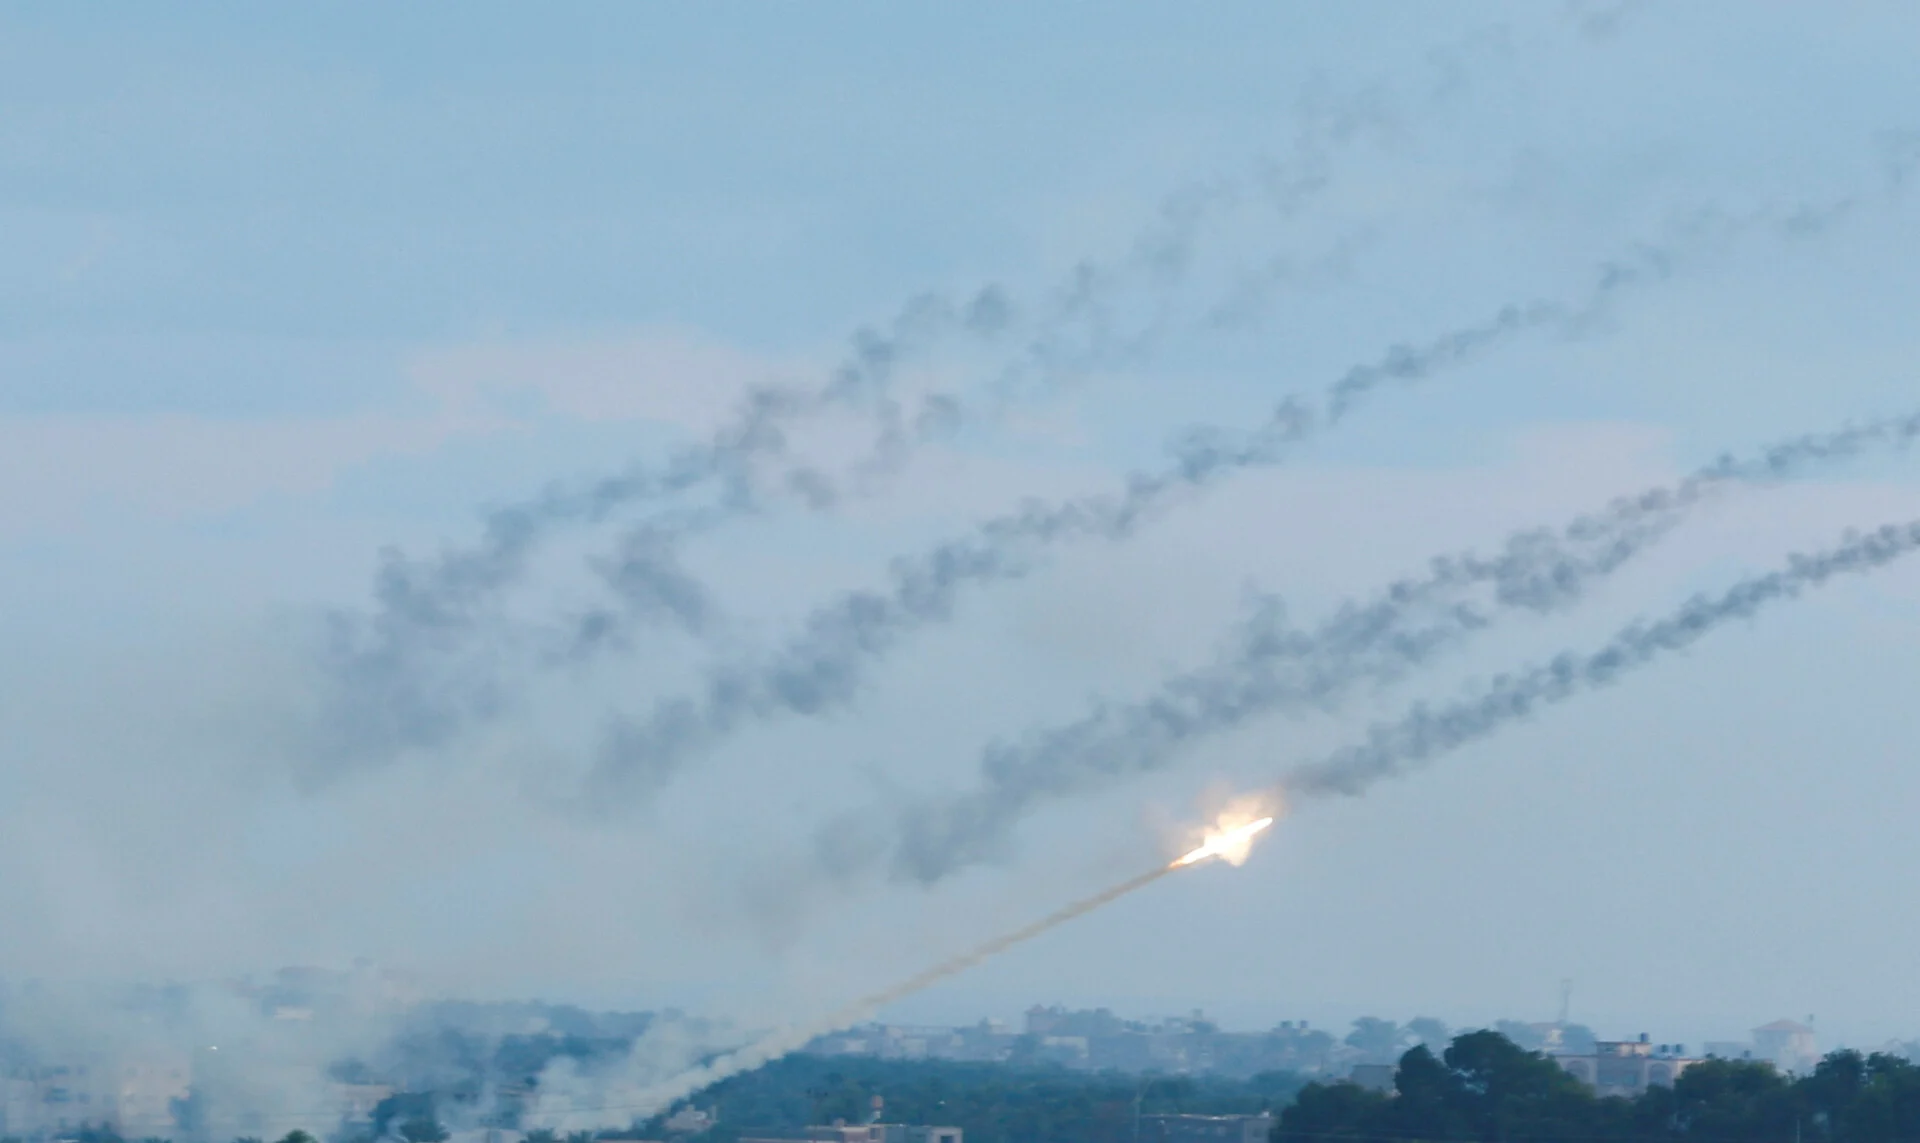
[304,101,1413,772]
[822,409,1920,888]
[1173,814,1275,867]
[635,518,1920,1124]
[310,186,1860,784]
[578,237,1703,806]
[617,810,1281,1119]
[1276,518,1920,801]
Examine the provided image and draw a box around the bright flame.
[1172,814,1275,867]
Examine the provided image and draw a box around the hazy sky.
[5,2,1920,1053]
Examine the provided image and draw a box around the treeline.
[654,1054,1307,1143]
[1280,1031,1920,1143]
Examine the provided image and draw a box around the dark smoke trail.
[547,523,1920,1128]
[310,130,1391,769]
[310,38,1586,772]
[1283,518,1920,798]
[581,242,1691,803]
[575,191,1862,691]
[818,412,1920,884]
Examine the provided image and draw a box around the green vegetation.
[645,1054,1307,1143]
[1279,1031,1920,1143]
[30,1032,1920,1143]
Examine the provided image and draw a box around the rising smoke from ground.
[0,975,412,1142]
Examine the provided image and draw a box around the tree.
[276,1131,318,1143]
[1439,1029,1594,1141]
[1279,1034,1920,1143]
[1846,1052,1920,1143]
[1668,1056,1796,1141]
[1279,1030,1602,1143]
[399,1119,450,1143]
[1273,1080,1389,1143]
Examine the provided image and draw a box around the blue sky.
[5,1,1920,1058]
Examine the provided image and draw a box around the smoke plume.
[307,107,1399,772]
[1281,517,1920,797]
[579,234,1723,804]
[815,412,1920,884]
[635,514,1920,1119]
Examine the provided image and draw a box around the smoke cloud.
[0,975,414,1142]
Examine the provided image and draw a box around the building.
[808,1022,1014,1064]
[1346,1064,1395,1093]
[1752,1021,1817,1073]
[802,1009,1340,1079]
[1,1076,40,1137]
[1140,1113,1273,1143]
[742,1125,960,1143]
[1025,1006,1128,1039]
[0,1052,193,1138]
[1555,1036,1697,1098]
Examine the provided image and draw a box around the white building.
[1141,1113,1274,1143]
[1752,1020,1818,1073]
[1556,1037,1697,1098]
[0,1052,191,1138]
